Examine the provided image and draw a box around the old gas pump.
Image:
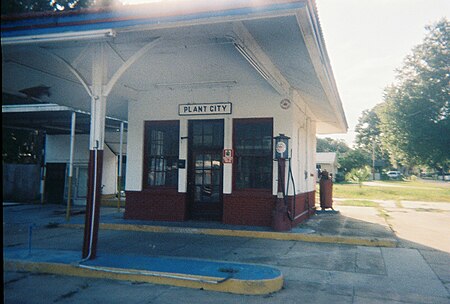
[272,134,292,232]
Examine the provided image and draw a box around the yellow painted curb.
[62,223,398,248]
[4,259,283,295]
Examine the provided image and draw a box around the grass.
[336,200,379,207]
[331,180,450,202]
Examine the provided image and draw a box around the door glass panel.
[203,169,211,184]
[203,154,211,169]
[195,172,203,184]
[203,135,213,146]
[195,186,201,201]
[195,154,203,169]
[189,120,224,219]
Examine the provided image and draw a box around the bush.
[380,172,389,180]
[409,175,418,181]
[345,166,372,187]
[335,173,345,183]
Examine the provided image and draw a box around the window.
[233,118,273,189]
[143,121,179,188]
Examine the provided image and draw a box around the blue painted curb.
[4,249,283,295]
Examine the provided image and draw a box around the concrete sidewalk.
[59,203,398,248]
[4,203,450,303]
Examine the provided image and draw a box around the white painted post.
[117,121,124,211]
[66,111,76,221]
[82,43,107,260]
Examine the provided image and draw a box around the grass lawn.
[334,200,380,207]
[331,180,450,202]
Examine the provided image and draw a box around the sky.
[315,0,449,146]
[118,0,448,146]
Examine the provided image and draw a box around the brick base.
[223,190,275,227]
[285,190,316,226]
[124,189,315,228]
[124,189,187,222]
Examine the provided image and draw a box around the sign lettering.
[179,103,232,116]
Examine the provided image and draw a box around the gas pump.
[274,134,290,200]
[272,134,293,231]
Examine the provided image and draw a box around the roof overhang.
[1,0,347,134]
[2,102,127,154]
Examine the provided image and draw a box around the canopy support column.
[117,121,124,212]
[82,43,107,260]
[66,111,76,221]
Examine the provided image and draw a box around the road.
[3,202,450,303]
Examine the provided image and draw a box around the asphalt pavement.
[3,202,450,303]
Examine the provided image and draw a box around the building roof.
[316,152,337,165]
[1,0,347,134]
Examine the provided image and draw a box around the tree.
[316,137,350,154]
[345,166,372,187]
[2,128,43,164]
[379,18,450,173]
[338,148,372,174]
[355,105,391,171]
[1,0,121,14]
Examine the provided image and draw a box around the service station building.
[2,0,347,250]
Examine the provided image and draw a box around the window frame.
[142,120,180,189]
[232,118,273,191]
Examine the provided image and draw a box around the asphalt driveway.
[3,202,450,303]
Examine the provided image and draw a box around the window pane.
[144,121,179,187]
[234,119,272,189]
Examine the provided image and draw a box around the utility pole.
[372,140,376,180]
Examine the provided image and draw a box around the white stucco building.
[2,0,347,230]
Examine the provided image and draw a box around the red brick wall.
[223,190,275,227]
[124,189,187,222]
[125,188,315,228]
[286,190,316,226]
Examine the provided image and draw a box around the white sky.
[315,0,449,146]
[119,0,449,146]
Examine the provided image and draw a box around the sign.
[223,149,234,164]
[179,102,232,116]
[178,159,186,169]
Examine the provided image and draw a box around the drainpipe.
[66,111,76,221]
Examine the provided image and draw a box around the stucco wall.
[126,83,317,195]
[45,134,118,195]
[46,134,90,164]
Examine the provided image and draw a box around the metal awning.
[2,102,127,154]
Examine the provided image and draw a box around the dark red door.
[188,120,223,221]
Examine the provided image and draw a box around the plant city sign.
[179,102,232,116]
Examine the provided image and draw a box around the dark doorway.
[45,163,66,204]
[188,120,224,221]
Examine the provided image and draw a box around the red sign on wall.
[223,149,234,164]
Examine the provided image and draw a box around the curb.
[62,223,398,248]
[4,250,283,295]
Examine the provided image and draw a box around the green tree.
[338,148,372,174]
[380,18,450,174]
[2,128,43,164]
[316,137,350,154]
[355,105,391,171]
[345,166,372,187]
[1,0,120,14]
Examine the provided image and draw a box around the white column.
[90,43,107,151]
[66,111,76,221]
